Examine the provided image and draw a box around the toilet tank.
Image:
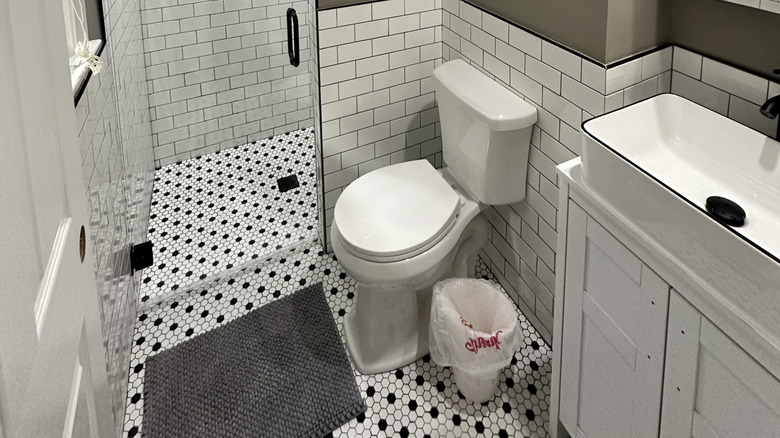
[432,59,537,205]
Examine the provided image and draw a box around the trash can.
[429,278,522,403]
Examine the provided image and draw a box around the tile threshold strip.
[137,235,320,312]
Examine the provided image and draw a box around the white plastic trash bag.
[429,278,522,402]
[429,278,522,372]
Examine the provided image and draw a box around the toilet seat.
[334,160,461,262]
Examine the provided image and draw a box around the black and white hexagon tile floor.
[139,128,318,305]
[124,246,551,437]
[125,130,551,437]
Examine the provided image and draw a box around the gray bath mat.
[143,282,366,437]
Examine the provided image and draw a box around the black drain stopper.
[705,196,746,227]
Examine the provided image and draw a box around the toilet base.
[344,215,489,374]
[345,283,434,375]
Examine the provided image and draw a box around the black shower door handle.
[287,8,300,67]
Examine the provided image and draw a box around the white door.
[0,0,115,437]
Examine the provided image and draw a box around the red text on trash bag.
[464,331,502,354]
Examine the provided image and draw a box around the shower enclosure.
[138,0,322,305]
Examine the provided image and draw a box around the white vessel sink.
[580,93,780,353]
[583,93,780,263]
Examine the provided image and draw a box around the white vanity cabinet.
[661,291,780,438]
[559,201,670,438]
[554,190,780,438]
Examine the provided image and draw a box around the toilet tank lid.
[433,59,537,131]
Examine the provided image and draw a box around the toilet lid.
[334,160,461,260]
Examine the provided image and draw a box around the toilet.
[331,59,538,374]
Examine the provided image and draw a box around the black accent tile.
[276,174,300,193]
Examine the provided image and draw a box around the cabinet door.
[560,201,670,438]
[661,291,780,438]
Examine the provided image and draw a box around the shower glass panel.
[139,0,317,306]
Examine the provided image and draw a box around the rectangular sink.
[582,93,780,263]
[580,94,780,353]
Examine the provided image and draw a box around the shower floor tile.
[124,242,551,437]
[139,128,318,305]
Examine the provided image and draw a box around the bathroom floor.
[138,127,318,305]
[123,241,551,437]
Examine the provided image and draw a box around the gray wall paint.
[469,0,780,76]
[317,0,613,61]
[606,0,671,61]
[318,0,378,9]
[671,0,780,78]
[466,0,672,63]
[466,0,611,62]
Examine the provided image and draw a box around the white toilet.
[331,59,538,374]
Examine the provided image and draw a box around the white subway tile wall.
[317,0,444,248]
[129,0,780,353]
[308,0,328,245]
[671,47,780,138]
[442,0,672,341]
[725,0,780,14]
[140,0,313,167]
[314,1,777,343]
[75,0,155,432]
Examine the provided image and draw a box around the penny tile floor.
[124,242,551,437]
[125,132,551,437]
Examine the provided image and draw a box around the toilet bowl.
[332,163,490,374]
[332,59,538,374]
